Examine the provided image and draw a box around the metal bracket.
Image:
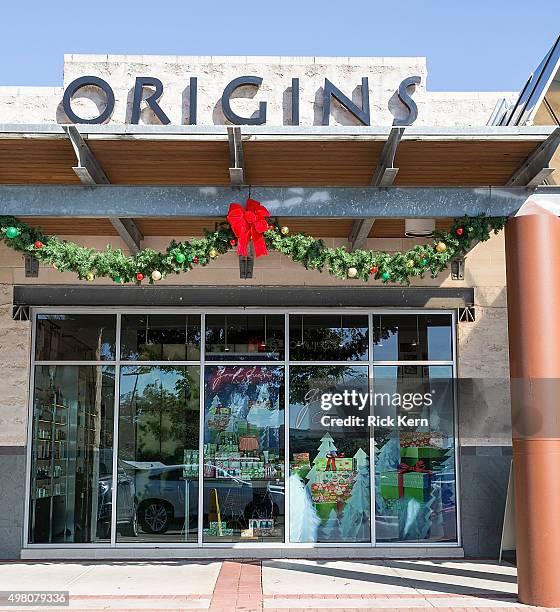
[451,257,465,280]
[239,242,254,279]
[350,127,405,250]
[24,254,39,278]
[109,218,144,255]
[507,127,560,186]
[62,125,144,253]
[458,306,476,322]
[228,126,245,185]
[12,305,30,321]
[62,125,109,185]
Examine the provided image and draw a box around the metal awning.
[0,124,556,187]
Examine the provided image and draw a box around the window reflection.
[121,314,201,361]
[289,365,371,543]
[36,314,116,361]
[374,366,457,543]
[289,315,368,361]
[118,366,200,542]
[202,365,285,542]
[206,315,284,361]
[29,365,115,543]
[372,315,452,361]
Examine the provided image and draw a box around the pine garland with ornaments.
[0,201,506,285]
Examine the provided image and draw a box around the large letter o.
[62,76,115,124]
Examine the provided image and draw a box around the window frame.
[23,306,459,550]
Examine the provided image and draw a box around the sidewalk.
[0,558,553,612]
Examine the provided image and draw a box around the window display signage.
[26,309,458,549]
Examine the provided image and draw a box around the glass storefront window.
[120,314,201,361]
[28,310,458,548]
[202,365,285,542]
[205,314,285,361]
[372,314,452,361]
[118,366,200,542]
[289,365,371,543]
[374,365,457,543]
[36,314,116,361]
[29,365,115,543]
[289,315,368,361]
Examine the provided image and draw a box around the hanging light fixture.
[405,219,435,237]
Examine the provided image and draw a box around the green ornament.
[421,258,428,266]
[175,253,186,264]
[187,255,194,262]
[113,276,123,284]
[381,271,391,281]
[5,227,20,239]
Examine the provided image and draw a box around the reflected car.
[97,461,139,538]
[132,463,284,535]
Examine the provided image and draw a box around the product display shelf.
[31,394,69,543]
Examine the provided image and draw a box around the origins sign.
[61,74,421,127]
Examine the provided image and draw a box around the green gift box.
[314,457,328,471]
[380,471,403,500]
[401,446,445,461]
[402,471,431,502]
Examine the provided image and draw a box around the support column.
[505,201,560,607]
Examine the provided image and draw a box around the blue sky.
[2,1,559,91]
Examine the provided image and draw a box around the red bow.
[227,199,270,257]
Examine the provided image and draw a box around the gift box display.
[402,471,431,502]
[183,449,199,478]
[203,521,234,537]
[311,472,355,503]
[291,452,311,478]
[380,471,403,500]
[207,401,231,431]
[380,465,432,501]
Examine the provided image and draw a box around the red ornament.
[455,227,464,236]
[229,239,237,246]
[227,199,271,258]
[193,256,199,264]
[370,266,378,274]
[268,224,275,231]
[34,240,44,249]
[136,273,144,281]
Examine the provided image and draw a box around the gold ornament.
[435,242,447,253]
[86,272,95,282]
[151,270,162,281]
[406,259,414,268]
[280,226,290,235]
[52,263,58,270]
[209,248,218,259]
[347,267,358,278]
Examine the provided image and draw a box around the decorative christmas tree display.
[320,507,342,542]
[340,463,371,542]
[354,447,368,470]
[289,474,321,543]
[374,436,400,541]
[305,432,338,495]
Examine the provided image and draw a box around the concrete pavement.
[0,558,554,612]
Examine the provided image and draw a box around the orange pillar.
[505,201,560,607]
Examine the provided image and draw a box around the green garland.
[0,214,507,285]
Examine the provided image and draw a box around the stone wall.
[0,284,31,557]
[0,54,512,126]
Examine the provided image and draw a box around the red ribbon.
[227,199,270,257]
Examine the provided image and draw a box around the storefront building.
[1,49,560,570]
